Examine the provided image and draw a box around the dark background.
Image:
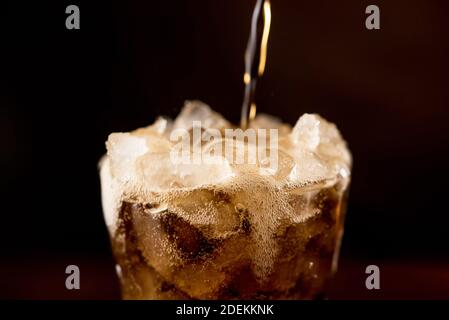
[1,0,449,299]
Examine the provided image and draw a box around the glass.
[103,169,349,299]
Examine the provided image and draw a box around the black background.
[2,1,449,299]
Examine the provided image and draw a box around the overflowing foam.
[100,100,351,279]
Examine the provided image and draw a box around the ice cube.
[106,133,148,182]
[124,191,245,298]
[137,152,233,191]
[122,201,181,282]
[202,138,242,170]
[286,114,351,183]
[173,156,234,188]
[132,120,173,153]
[287,152,329,183]
[173,100,230,130]
[160,212,215,260]
[133,116,173,137]
[290,113,351,165]
[258,148,296,181]
[135,153,175,190]
[166,187,241,238]
[290,114,321,151]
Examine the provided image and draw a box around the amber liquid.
[240,0,271,129]
[112,183,347,299]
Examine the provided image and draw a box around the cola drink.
[100,101,351,299]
